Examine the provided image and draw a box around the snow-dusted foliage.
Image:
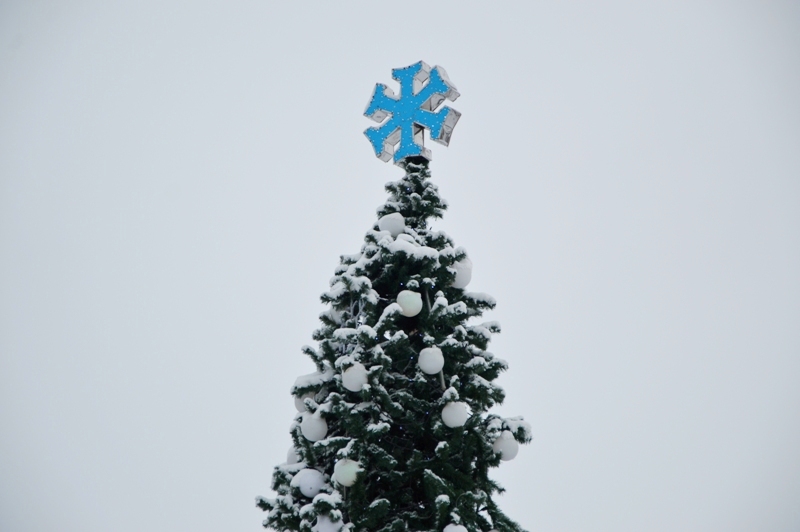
[257,159,531,532]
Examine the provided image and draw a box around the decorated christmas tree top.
[258,61,531,532]
[364,61,461,164]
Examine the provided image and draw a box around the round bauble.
[290,468,325,498]
[300,413,328,442]
[378,213,406,237]
[286,446,300,465]
[396,290,423,317]
[441,401,470,428]
[418,347,444,375]
[342,363,368,392]
[443,525,467,532]
[294,392,314,412]
[492,430,519,461]
[315,514,342,532]
[451,257,473,289]
[332,458,361,487]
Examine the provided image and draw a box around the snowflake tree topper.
[364,61,461,165]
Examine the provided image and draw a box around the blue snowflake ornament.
[364,61,461,165]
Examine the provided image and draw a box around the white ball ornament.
[444,525,467,532]
[441,402,470,428]
[290,468,325,498]
[332,458,361,487]
[451,257,473,289]
[315,514,342,532]
[286,446,300,464]
[492,430,519,461]
[396,290,423,317]
[378,212,405,237]
[418,347,444,375]
[342,363,368,392]
[300,413,328,442]
[294,392,314,412]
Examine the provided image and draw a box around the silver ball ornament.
[290,468,325,498]
[492,430,519,461]
[342,362,368,392]
[378,213,406,237]
[418,347,444,375]
[451,257,473,289]
[396,290,423,317]
[441,401,470,428]
[294,392,314,412]
[300,412,328,442]
[332,458,361,487]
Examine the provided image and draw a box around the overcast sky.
[1,2,799,531]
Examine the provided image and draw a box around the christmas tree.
[257,62,531,532]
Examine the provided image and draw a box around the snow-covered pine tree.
[257,157,531,532]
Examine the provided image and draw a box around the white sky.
[1,2,799,531]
